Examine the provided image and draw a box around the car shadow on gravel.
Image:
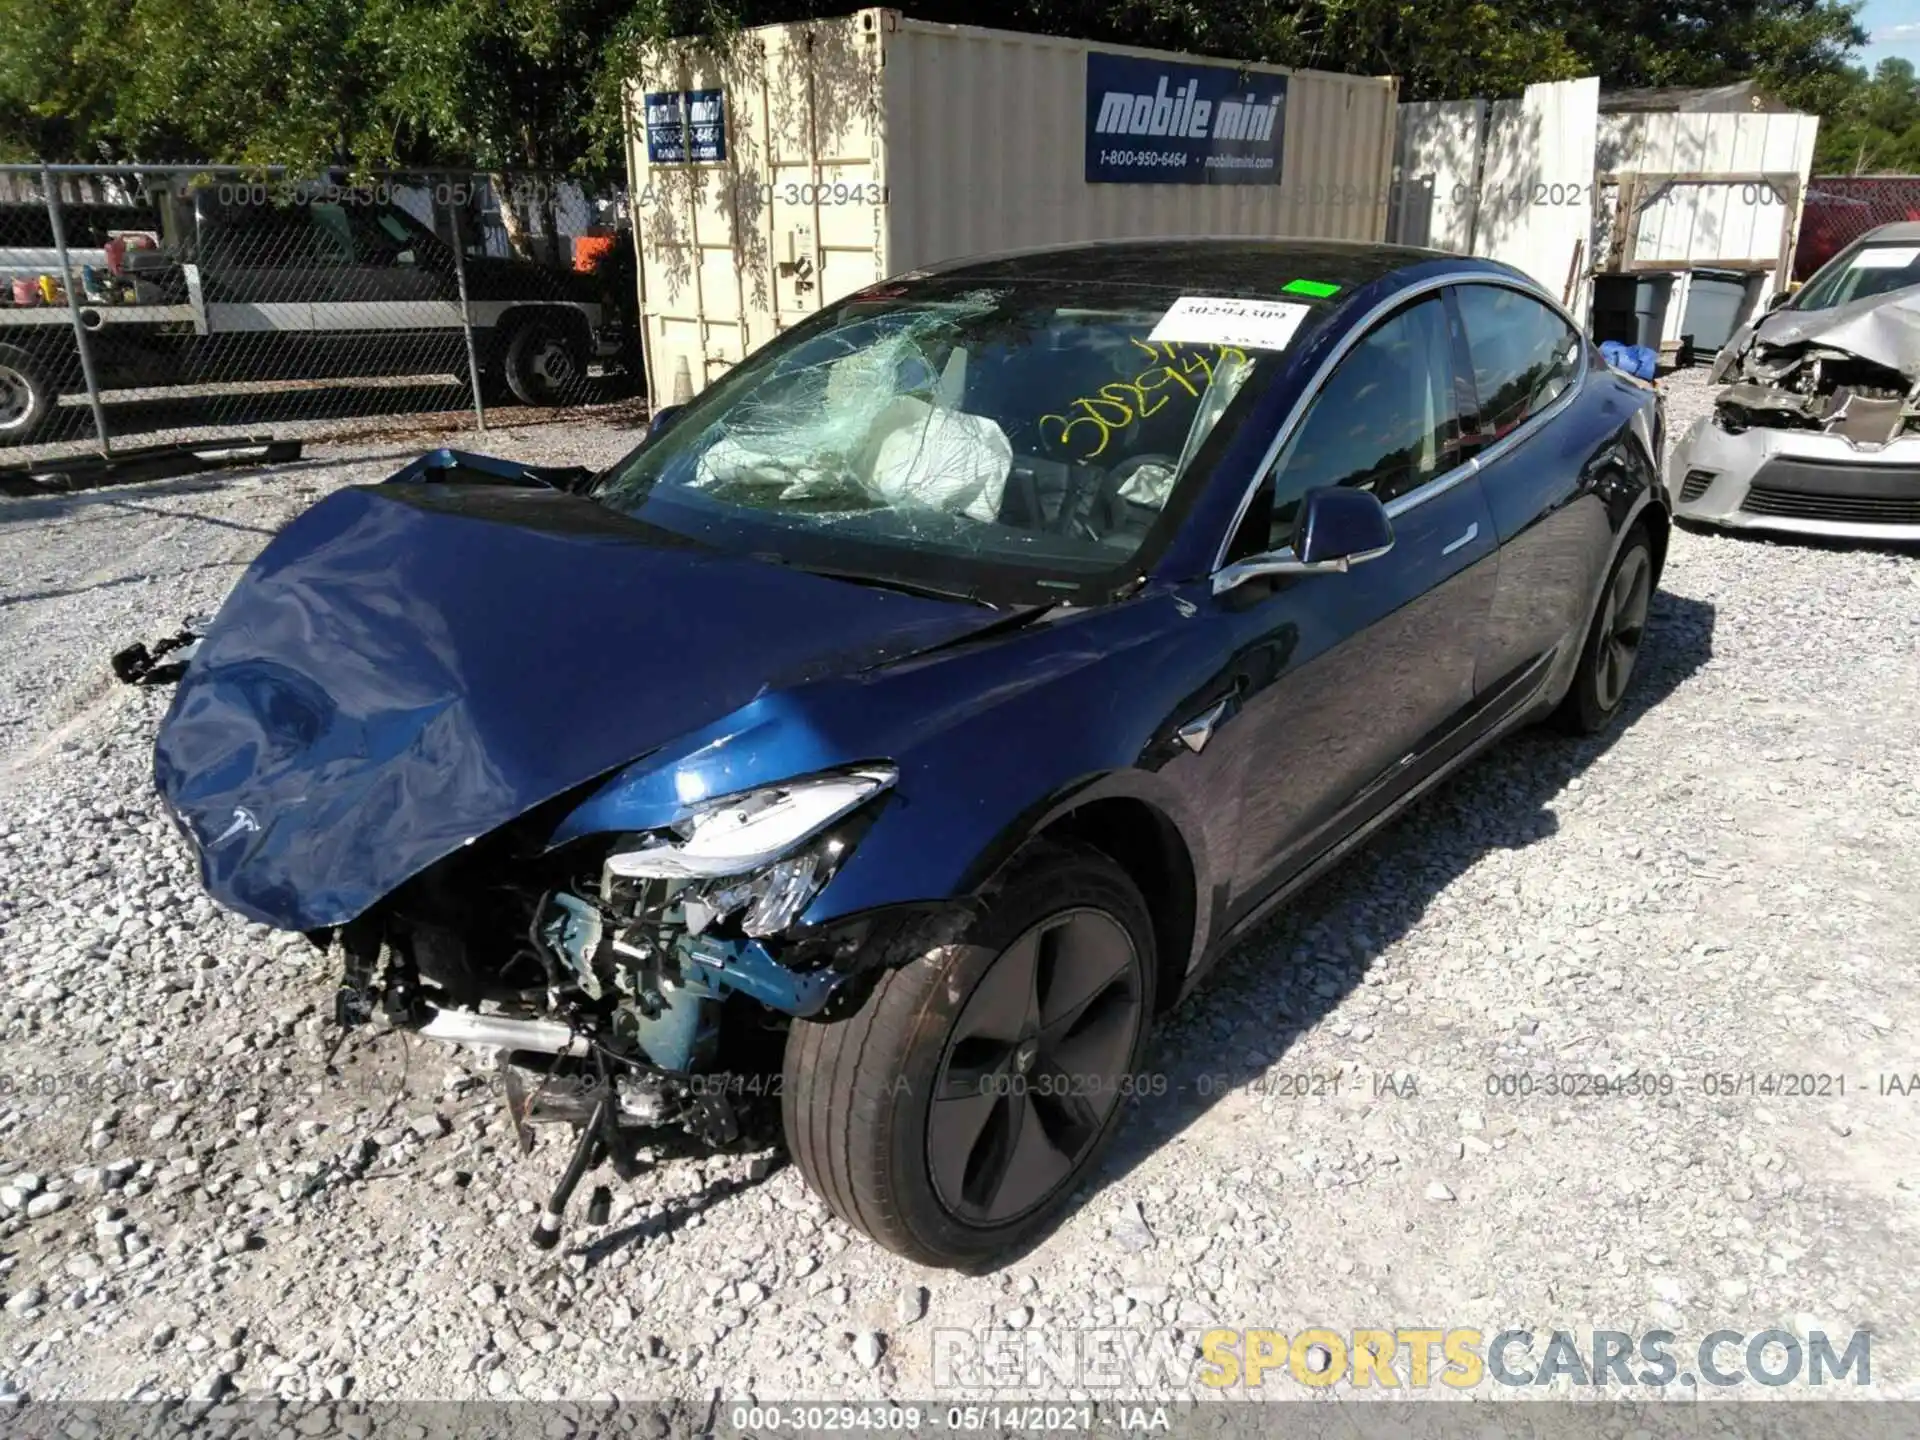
[1020,586,1722,1265]
[0,448,426,538]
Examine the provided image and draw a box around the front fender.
[548,588,1232,955]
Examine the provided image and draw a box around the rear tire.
[502,315,585,407]
[0,344,54,445]
[782,843,1156,1268]
[1554,523,1654,735]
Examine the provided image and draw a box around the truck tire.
[0,344,54,445]
[502,314,586,408]
[460,347,511,406]
[782,842,1157,1268]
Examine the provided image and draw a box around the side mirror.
[1766,290,1792,312]
[648,404,683,436]
[1211,486,1395,596]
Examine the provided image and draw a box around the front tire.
[782,843,1156,1268]
[1554,523,1654,735]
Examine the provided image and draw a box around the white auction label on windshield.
[1851,246,1920,269]
[1149,296,1312,351]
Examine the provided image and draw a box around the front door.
[1198,292,1500,918]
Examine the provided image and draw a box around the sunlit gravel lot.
[0,370,1917,1408]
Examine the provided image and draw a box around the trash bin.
[1590,273,1673,350]
[1680,269,1755,355]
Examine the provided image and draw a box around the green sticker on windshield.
[1283,278,1341,298]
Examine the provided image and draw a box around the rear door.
[197,202,319,339]
[1450,280,1612,697]
[303,203,463,378]
[1201,289,1500,915]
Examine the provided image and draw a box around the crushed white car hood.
[1718,283,1920,380]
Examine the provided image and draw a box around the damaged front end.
[1714,345,1920,448]
[1710,286,1920,449]
[324,764,965,1247]
[1674,285,1920,534]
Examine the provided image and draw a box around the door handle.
[1441,521,1480,556]
[1175,698,1231,755]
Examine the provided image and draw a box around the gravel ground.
[0,369,1918,1408]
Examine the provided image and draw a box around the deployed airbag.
[690,291,1013,518]
[854,396,1011,521]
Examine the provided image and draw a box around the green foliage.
[1815,59,1920,173]
[0,0,377,164]
[0,0,1894,175]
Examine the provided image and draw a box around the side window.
[202,207,325,268]
[1453,283,1581,440]
[1264,296,1459,549]
[339,207,425,266]
[306,204,356,265]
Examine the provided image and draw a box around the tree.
[1815,58,1920,173]
[0,0,1885,174]
[0,0,378,165]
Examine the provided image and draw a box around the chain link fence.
[0,164,644,470]
[1794,176,1920,282]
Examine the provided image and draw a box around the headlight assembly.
[603,766,895,940]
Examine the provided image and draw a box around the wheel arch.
[932,764,1206,1017]
[1639,488,1671,589]
[1036,796,1198,1014]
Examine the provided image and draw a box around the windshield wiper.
[760,557,993,608]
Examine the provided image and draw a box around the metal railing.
[0,164,643,468]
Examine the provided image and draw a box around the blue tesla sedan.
[151,240,1669,1266]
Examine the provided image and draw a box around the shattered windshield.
[593,280,1280,602]
[1793,241,1920,311]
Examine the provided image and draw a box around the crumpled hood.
[154,480,1000,930]
[1716,284,1920,381]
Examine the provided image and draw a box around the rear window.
[200,204,333,266]
[1454,283,1581,438]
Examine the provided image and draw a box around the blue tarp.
[1601,340,1658,381]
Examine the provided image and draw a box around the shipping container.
[623,9,1398,406]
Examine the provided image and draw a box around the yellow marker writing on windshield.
[1040,343,1247,460]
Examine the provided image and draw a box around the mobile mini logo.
[1092,75,1281,143]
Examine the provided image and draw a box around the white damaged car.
[1670,221,1920,540]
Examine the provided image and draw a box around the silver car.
[1669,220,1920,540]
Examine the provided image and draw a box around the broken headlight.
[605,767,895,939]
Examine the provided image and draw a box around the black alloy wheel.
[928,907,1145,1225]
[782,843,1158,1268]
[1555,523,1655,734]
[1594,543,1652,713]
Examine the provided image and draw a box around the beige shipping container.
[624,9,1398,407]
